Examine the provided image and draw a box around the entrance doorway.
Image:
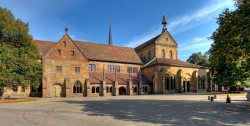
[119,87,126,95]
[53,85,62,97]
[187,81,190,92]
[183,81,191,92]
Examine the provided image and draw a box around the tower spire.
[108,19,113,45]
[65,27,68,35]
[162,13,167,33]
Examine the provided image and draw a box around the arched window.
[106,86,109,93]
[110,87,112,94]
[148,51,151,60]
[202,77,205,89]
[165,76,169,90]
[92,87,95,93]
[173,78,176,89]
[96,87,99,93]
[73,81,82,93]
[162,50,165,58]
[169,50,173,59]
[134,86,137,92]
[171,77,173,89]
[198,76,201,89]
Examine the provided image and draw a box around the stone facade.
[136,30,211,94]
[4,14,211,97]
[42,35,89,97]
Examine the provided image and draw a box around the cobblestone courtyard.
[0,94,249,126]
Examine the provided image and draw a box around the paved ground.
[0,93,250,126]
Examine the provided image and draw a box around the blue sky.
[0,0,236,61]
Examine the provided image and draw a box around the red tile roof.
[74,40,142,64]
[89,72,152,84]
[34,40,57,56]
[34,40,142,64]
[144,58,209,69]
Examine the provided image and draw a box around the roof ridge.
[34,39,57,43]
[74,40,135,49]
[134,34,161,51]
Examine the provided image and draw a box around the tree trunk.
[0,92,4,100]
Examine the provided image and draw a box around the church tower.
[108,20,113,45]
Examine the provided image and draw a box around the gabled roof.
[144,58,209,69]
[34,40,57,56]
[134,34,161,51]
[34,39,142,64]
[74,40,142,64]
[156,30,178,46]
[89,72,152,84]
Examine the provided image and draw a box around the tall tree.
[186,52,210,67]
[207,0,250,87]
[0,7,43,98]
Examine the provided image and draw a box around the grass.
[0,98,37,103]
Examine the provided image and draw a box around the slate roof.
[144,58,209,69]
[34,40,57,56]
[74,40,142,64]
[134,34,161,51]
[89,72,152,84]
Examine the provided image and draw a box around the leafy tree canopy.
[186,52,210,67]
[207,0,250,87]
[0,7,43,97]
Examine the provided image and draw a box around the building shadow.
[55,99,250,125]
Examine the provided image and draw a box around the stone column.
[128,80,133,95]
[42,77,47,97]
[64,78,71,97]
[210,71,213,92]
[138,80,143,95]
[162,77,165,93]
[193,70,198,92]
[153,69,158,93]
[85,79,91,97]
[113,81,119,96]
[181,77,184,93]
[102,81,106,96]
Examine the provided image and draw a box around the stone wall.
[142,65,210,94]
[136,44,155,62]
[42,35,89,97]
[155,44,178,59]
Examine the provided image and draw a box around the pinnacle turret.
[162,13,167,33]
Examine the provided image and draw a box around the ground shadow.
[56,99,250,125]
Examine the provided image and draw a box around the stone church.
[4,14,211,97]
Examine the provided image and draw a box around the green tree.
[207,0,250,88]
[186,52,210,67]
[0,7,43,99]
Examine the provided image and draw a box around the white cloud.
[168,0,235,34]
[125,26,161,47]
[179,35,212,52]
[179,41,212,52]
[125,0,235,48]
